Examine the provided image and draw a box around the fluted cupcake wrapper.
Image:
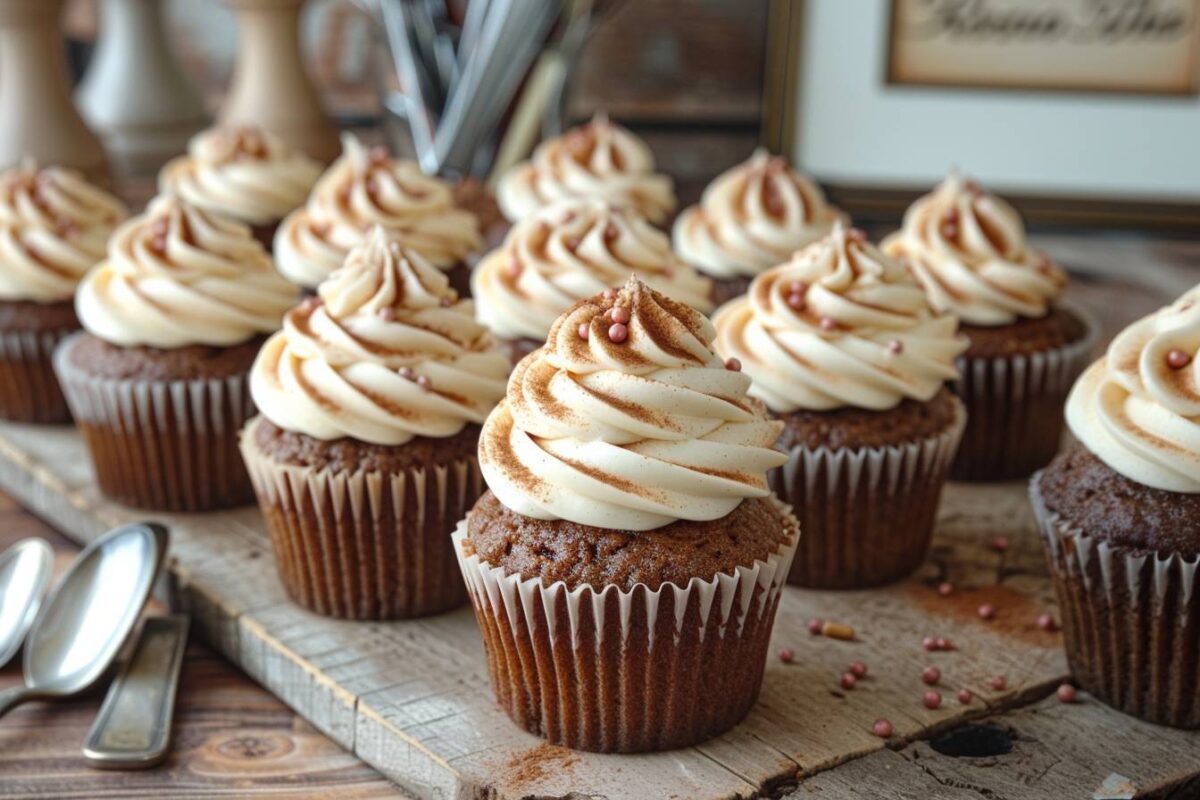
[241,416,478,620]
[453,500,799,753]
[53,332,255,512]
[1030,477,1199,728]
[773,398,965,589]
[0,326,76,424]
[951,302,1098,481]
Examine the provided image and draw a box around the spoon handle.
[0,686,41,718]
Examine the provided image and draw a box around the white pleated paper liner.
[1030,475,1199,728]
[773,397,965,589]
[53,331,256,511]
[0,325,76,423]
[241,415,479,620]
[951,301,1099,481]
[453,499,800,753]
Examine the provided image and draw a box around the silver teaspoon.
[0,537,53,668]
[0,522,167,718]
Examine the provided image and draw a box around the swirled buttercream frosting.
[472,199,713,341]
[251,227,509,445]
[1066,286,1200,493]
[159,126,323,226]
[496,114,675,224]
[883,172,1066,326]
[713,224,967,412]
[673,149,845,280]
[76,194,296,348]
[274,134,482,288]
[0,162,127,302]
[478,276,787,531]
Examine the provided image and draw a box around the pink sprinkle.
[789,280,809,296]
[990,675,1007,691]
[819,316,839,332]
[577,323,590,340]
[416,375,432,390]
[978,603,996,621]
[991,535,1010,552]
[888,339,904,355]
[608,322,629,343]
[872,718,893,738]
[778,648,794,664]
[849,661,868,678]
[940,222,958,240]
[725,357,742,372]
[937,582,954,597]
[923,690,942,709]
[840,672,857,690]
[1037,613,1058,632]
[1056,683,1077,703]
[848,227,867,243]
[602,288,618,300]
[507,257,523,277]
[610,306,631,325]
[604,222,619,242]
[151,218,169,237]
[936,637,953,651]
[151,235,167,253]
[808,618,824,636]
[958,689,973,705]
[1166,349,1192,369]
[377,307,396,321]
[566,236,581,251]
[786,292,807,311]
[922,666,941,686]
[923,636,939,652]
[366,178,380,195]
[300,296,322,312]
[398,366,415,380]
[944,207,960,223]
[440,297,454,307]
[369,145,390,163]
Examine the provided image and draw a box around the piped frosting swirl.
[472,199,713,341]
[496,114,675,224]
[1066,285,1200,493]
[76,194,296,348]
[713,224,967,412]
[479,276,787,531]
[0,162,127,302]
[674,149,845,280]
[159,126,323,226]
[251,227,509,445]
[274,134,482,288]
[883,172,1066,326]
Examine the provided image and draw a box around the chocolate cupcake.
[53,195,296,511]
[1032,286,1200,728]
[0,162,126,423]
[472,198,712,364]
[241,227,508,619]
[884,172,1097,481]
[274,134,482,295]
[159,126,322,251]
[714,224,967,588]
[496,114,675,225]
[457,277,798,753]
[674,149,846,307]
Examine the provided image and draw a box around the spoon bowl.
[0,538,53,668]
[0,523,167,718]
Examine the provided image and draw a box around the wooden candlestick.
[0,0,108,183]
[77,0,208,178]
[218,0,339,162]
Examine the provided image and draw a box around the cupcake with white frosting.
[53,194,296,511]
[714,223,967,588]
[496,114,675,225]
[159,126,322,250]
[274,134,482,295]
[674,149,845,306]
[1032,285,1200,728]
[883,172,1097,480]
[0,161,126,422]
[472,198,712,363]
[241,226,509,619]
[456,276,798,752]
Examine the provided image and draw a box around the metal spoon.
[0,537,54,669]
[0,523,167,719]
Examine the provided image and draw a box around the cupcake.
[274,134,482,296]
[1032,286,1199,728]
[54,194,296,511]
[884,172,1097,481]
[158,126,322,251]
[472,198,713,364]
[456,276,798,752]
[0,162,126,423]
[674,149,846,306]
[241,227,509,619]
[713,224,967,588]
[496,114,675,225]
